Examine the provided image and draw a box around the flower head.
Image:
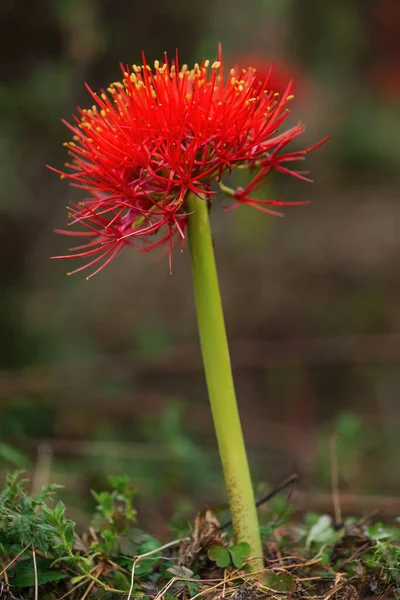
[51,46,327,277]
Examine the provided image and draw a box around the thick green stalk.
[186,193,263,569]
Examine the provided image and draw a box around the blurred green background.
[1,0,400,536]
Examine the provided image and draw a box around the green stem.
[186,193,263,569]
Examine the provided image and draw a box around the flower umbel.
[52,46,327,277]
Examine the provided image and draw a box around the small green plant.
[208,541,251,569]
[372,541,400,594]
[0,471,66,556]
[1,473,400,599]
[0,472,161,596]
[167,566,200,597]
[364,522,400,597]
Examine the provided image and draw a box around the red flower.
[51,46,327,277]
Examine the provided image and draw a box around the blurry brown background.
[1,0,400,535]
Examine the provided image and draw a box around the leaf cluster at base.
[1,472,400,599]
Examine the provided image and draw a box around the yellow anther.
[100,109,106,117]
[101,93,107,100]
[286,94,294,100]
[212,61,221,69]
[230,68,235,76]
[204,60,210,68]
[154,60,160,69]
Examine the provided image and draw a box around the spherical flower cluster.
[51,47,327,277]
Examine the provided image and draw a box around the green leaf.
[113,571,130,591]
[34,483,64,504]
[167,566,194,578]
[13,558,67,588]
[261,569,296,592]
[50,556,76,568]
[54,501,66,522]
[207,545,230,568]
[187,581,200,596]
[100,528,118,555]
[63,520,75,548]
[108,475,133,495]
[138,535,161,555]
[134,535,162,576]
[118,528,140,557]
[41,507,60,528]
[367,523,395,541]
[306,515,337,548]
[92,490,113,516]
[229,542,251,568]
